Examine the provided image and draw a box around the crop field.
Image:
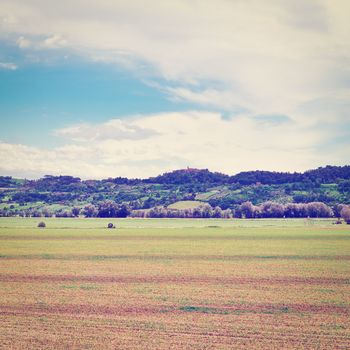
[0,218,349,349]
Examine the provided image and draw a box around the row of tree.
[1,200,349,221]
[130,201,338,219]
[238,201,335,218]
[0,201,131,218]
[130,205,233,218]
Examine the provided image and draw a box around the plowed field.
[0,218,349,349]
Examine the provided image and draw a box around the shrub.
[37,221,46,228]
[107,223,115,229]
[340,206,350,224]
[71,207,81,217]
[83,204,98,218]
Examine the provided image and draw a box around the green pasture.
[0,216,341,229]
[0,218,349,260]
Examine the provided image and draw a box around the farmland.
[0,218,349,349]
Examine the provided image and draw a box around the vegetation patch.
[1,166,350,219]
[179,306,229,314]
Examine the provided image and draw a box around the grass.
[0,216,342,229]
[167,200,206,209]
[195,190,219,201]
[0,217,349,349]
[179,306,230,314]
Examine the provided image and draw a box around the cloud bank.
[1,0,349,115]
[0,0,349,177]
[1,111,348,179]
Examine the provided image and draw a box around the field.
[0,218,349,349]
[167,201,205,210]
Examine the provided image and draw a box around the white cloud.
[0,111,348,179]
[164,87,251,113]
[0,62,17,70]
[55,119,159,142]
[0,0,349,178]
[16,34,67,50]
[16,35,31,48]
[1,0,349,117]
[41,34,67,49]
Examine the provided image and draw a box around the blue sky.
[0,0,349,179]
[0,41,198,147]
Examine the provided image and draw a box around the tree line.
[2,200,349,221]
[131,201,340,219]
[2,165,350,189]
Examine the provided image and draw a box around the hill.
[0,165,349,218]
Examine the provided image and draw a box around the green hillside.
[0,165,349,218]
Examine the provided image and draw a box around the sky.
[0,0,349,179]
